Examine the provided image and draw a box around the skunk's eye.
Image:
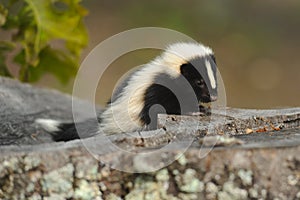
[195,79,204,87]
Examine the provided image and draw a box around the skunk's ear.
[210,54,217,64]
[180,63,189,76]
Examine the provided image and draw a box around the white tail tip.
[35,119,61,132]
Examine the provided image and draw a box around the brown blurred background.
[6,1,300,108]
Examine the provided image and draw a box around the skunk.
[36,42,218,141]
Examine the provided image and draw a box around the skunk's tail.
[35,118,99,142]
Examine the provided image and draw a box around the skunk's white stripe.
[35,119,60,132]
[100,63,164,134]
[166,42,213,61]
[158,42,213,74]
[205,59,216,89]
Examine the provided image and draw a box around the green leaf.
[0,4,8,26]
[0,41,15,51]
[24,0,88,54]
[0,41,15,77]
[0,0,88,83]
[28,46,78,84]
[0,55,13,77]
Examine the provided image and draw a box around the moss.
[106,193,122,200]
[41,164,74,198]
[205,182,219,199]
[218,181,248,200]
[176,154,187,166]
[23,156,41,171]
[73,157,100,181]
[74,180,102,200]
[27,193,42,200]
[155,169,169,182]
[125,174,177,200]
[237,169,253,186]
[175,169,204,193]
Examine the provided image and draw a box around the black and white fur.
[36,42,218,141]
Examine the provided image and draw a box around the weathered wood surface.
[0,77,102,145]
[1,107,299,153]
[0,77,299,199]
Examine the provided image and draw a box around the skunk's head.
[162,43,218,103]
[100,42,218,134]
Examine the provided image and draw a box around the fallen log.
[0,77,299,199]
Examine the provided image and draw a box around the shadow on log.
[0,77,299,199]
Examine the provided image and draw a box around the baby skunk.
[36,42,218,142]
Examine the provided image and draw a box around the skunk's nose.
[200,94,217,103]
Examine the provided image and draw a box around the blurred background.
[3,0,300,109]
